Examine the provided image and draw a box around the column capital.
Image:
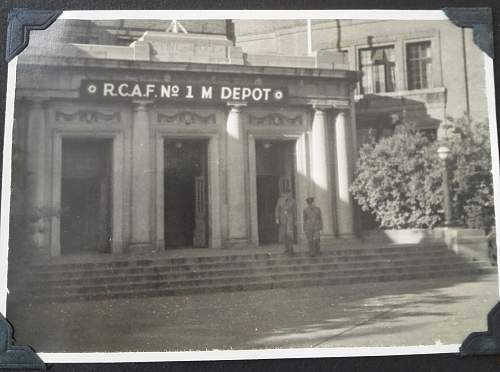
[23,97,50,109]
[312,104,333,113]
[334,108,350,116]
[334,109,352,123]
[132,99,154,112]
[227,102,248,112]
[310,98,351,111]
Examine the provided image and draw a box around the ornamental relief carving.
[157,111,216,126]
[55,110,121,123]
[249,113,303,127]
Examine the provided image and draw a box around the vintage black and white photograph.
[2,10,499,357]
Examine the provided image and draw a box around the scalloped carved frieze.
[157,111,216,126]
[249,113,303,127]
[55,110,121,123]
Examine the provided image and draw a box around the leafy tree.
[443,116,494,230]
[350,117,494,230]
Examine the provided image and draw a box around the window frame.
[357,44,397,95]
[405,39,433,91]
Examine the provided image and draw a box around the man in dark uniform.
[275,190,296,256]
[303,197,323,257]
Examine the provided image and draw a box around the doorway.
[164,139,208,248]
[60,139,112,255]
[256,140,296,245]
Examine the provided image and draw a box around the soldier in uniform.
[303,197,323,257]
[274,190,296,256]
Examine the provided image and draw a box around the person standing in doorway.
[275,189,296,256]
[303,197,323,257]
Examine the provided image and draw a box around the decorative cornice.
[249,113,303,127]
[157,111,216,126]
[17,56,359,81]
[55,110,121,123]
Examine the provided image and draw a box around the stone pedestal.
[225,103,249,246]
[26,100,49,253]
[311,106,335,237]
[334,110,355,236]
[439,227,490,262]
[130,100,153,250]
[131,31,244,64]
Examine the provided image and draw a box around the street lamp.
[437,146,454,226]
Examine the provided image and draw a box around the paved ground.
[7,274,499,352]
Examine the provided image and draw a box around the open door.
[256,140,296,245]
[60,139,112,254]
[164,140,208,248]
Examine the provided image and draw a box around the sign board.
[81,80,287,104]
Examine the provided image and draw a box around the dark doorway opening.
[164,139,208,248]
[61,139,112,255]
[256,140,296,245]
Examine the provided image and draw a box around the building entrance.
[60,139,112,255]
[164,140,208,248]
[256,140,296,245]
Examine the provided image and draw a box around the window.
[359,46,396,94]
[406,41,432,90]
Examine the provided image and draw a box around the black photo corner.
[1,1,500,371]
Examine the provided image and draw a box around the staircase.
[8,243,495,303]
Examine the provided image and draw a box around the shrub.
[350,117,494,230]
[350,122,442,229]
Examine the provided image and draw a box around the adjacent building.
[235,19,488,129]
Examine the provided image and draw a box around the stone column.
[130,100,153,249]
[25,99,49,252]
[311,106,335,237]
[225,102,248,245]
[334,109,356,236]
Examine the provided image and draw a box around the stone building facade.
[12,20,360,256]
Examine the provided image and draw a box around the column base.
[111,240,125,254]
[317,234,337,247]
[210,238,223,249]
[126,243,158,255]
[14,245,51,262]
[224,238,254,249]
[155,240,166,251]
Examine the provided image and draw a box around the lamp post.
[437,146,454,226]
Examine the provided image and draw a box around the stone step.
[11,266,493,303]
[14,261,492,296]
[11,246,458,280]
[16,256,480,287]
[19,243,451,272]
[15,250,463,282]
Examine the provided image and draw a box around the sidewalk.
[7,273,498,352]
